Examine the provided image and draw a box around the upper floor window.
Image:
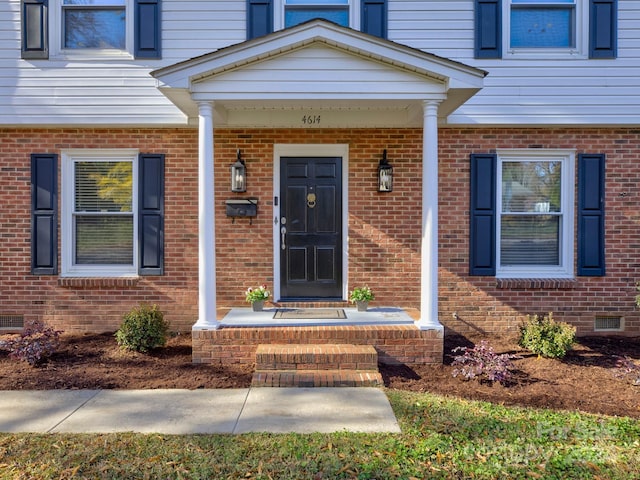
[474,0,617,60]
[248,0,386,40]
[56,0,129,56]
[21,0,161,60]
[506,0,584,57]
[62,0,126,50]
[510,0,576,48]
[284,0,349,28]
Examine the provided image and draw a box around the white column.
[417,100,444,331]
[193,102,218,330]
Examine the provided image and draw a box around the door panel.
[316,247,335,280]
[316,185,336,232]
[287,248,307,281]
[287,186,308,233]
[280,157,342,299]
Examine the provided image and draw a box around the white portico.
[151,20,486,332]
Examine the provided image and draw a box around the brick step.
[252,343,382,387]
[255,344,378,371]
[251,370,383,387]
[193,324,444,365]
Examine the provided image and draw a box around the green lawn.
[1,390,638,479]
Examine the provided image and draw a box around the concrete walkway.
[0,387,401,434]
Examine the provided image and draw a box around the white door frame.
[272,144,349,302]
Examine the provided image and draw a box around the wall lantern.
[231,149,246,192]
[377,150,393,192]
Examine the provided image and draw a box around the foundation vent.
[594,316,623,332]
[0,315,24,330]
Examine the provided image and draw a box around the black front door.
[280,157,342,299]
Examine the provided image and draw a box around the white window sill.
[503,49,587,60]
[51,49,134,62]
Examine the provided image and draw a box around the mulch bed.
[0,331,638,418]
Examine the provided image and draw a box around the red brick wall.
[0,128,200,333]
[215,128,424,309]
[1,127,638,336]
[438,128,640,336]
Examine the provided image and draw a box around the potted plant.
[245,284,270,311]
[349,286,374,312]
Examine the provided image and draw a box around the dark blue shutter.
[247,0,273,40]
[21,0,48,60]
[138,154,164,275]
[362,0,387,38]
[470,154,497,276]
[475,0,501,59]
[578,153,605,276]
[31,153,57,275]
[135,0,161,58]
[589,0,617,59]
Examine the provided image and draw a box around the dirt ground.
[0,331,638,419]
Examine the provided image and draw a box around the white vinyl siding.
[389,1,472,56]
[389,0,640,126]
[2,0,246,126]
[191,45,445,98]
[1,0,640,125]
[162,1,245,56]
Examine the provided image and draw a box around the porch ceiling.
[152,20,486,127]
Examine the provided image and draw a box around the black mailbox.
[225,198,258,218]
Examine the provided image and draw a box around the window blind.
[73,160,133,265]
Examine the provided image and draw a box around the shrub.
[451,340,519,385]
[0,319,62,366]
[519,312,576,359]
[115,304,169,353]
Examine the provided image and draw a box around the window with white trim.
[284,0,350,28]
[274,0,357,31]
[52,0,133,57]
[496,150,574,278]
[62,150,138,277]
[505,0,586,57]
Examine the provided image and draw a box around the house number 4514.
[301,115,321,125]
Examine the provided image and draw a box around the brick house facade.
[3,126,638,336]
[3,0,637,366]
